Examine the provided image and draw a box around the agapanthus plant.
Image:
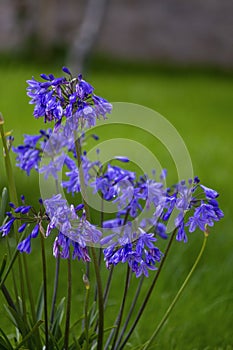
[0,68,223,350]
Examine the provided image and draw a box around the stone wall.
[0,0,232,67]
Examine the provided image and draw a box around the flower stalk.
[75,135,104,350]
[83,273,90,349]
[143,231,208,349]
[0,114,36,330]
[119,227,177,349]
[40,232,49,349]
[64,253,72,350]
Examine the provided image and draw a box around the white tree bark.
[67,0,110,74]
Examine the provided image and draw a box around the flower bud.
[83,274,90,290]
[0,112,4,125]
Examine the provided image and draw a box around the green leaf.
[0,328,13,350]
[36,284,44,321]
[130,345,145,350]
[46,331,60,350]
[89,301,98,326]
[50,297,65,340]
[71,333,82,350]
[0,187,8,226]
[0,254,7,281]
[0,228,28,289]
[57,315,84,349]
[69,315,84,332]
[0,337,11,350]
[4,305,29,337]
[14,320,43,350]
[89,325,117,343]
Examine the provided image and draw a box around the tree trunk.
[67,0,110,74]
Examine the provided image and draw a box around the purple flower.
[17,235,32,254]
[102,218,123,229]
[1,198,43,253]
[39,153,66,180]
[72,242,91,261]
[186,202,223,233]
[31,224,39,238]
[12,130,52,175]
[163,194,177,221]
[76,78,94,98]
[44,194,67,218]
[103,229,162,277]
[155,223,167,239]
[27,68,112,127]
[23,134,42,147]
[53,232,91,261]
[92,95,112,119]
[93,164,136,205]
[175,181,193,211]
[176,220,187,243]
[200,185,219,199]
[114,156,130,163]
[44,194,102,246]
[13,146,41,175]
[15,205,31,214]
[146,179,165,207]
[62,66,71,75]
[18,223,27,233]
[53,233,70,259]
[0,218,16,236]
[62,155,98,194]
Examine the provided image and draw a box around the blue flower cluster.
[12,130,50,175]
[27,67,112,128]
[103,230,161,278]
[0,197,41,254]
[0,159,223,277]
[12,126,99,182]
[0,67,224,278]
[95,173,223,275]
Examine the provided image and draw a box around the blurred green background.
[0,58,232,349]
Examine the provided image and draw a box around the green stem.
[91,246,104,350]
[74,136,90,218]
[0,117,18,207]
[116,275,144,348]
[40,233,49,349]
[1,283,17,311]
[50,178,60,327]
[17,249,27,324]
[108,265,131,350]
[64,254,72,350]
[1,117,33,330]
[83,274,90,349]
[103,265,114,308]
[14,320,43,350]
[143,233,208,350]
[0,231,27,289]
[22,254,36,321]
[6,236,19,307]
[119,228,177,350]
[23,253,42,349]
[50,255,60,325]
[94,198,104,303]
[74,135,104,350]
[0,119,20,305]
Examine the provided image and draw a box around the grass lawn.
[0,60,233,349]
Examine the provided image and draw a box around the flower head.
[103,228,162,277]
[27,68,112,128]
